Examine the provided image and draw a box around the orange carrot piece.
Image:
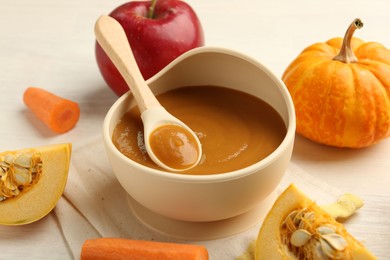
[23,87,80,134]
[80,238,209,260]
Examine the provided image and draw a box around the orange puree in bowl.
[149,124,200,170]
[112,86,286,175]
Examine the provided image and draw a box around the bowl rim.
[103,46,296,183]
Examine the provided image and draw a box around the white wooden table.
[1,0,389,259]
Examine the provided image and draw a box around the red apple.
[96,0,205,96]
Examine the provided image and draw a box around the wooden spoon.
[95,15,202,172]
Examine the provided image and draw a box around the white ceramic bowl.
[103,46,295,223]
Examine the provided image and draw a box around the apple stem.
[148,0,157,18]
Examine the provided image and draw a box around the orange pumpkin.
[282,19,390,148]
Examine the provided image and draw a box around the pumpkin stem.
[333,18,363,63]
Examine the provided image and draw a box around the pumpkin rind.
[282,23,390,148]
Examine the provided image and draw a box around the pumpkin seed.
[290,229,312,247]
[304,211,315,220]
[14,153,33,168]
[3,176,17,191]
[3,154,14,165]
[293,209,305,226]
[0,161,9,169]
[283,210,299,232]
[13,165,32,186]
[320,237,338,258]
[317,225,336,235]
[315,241,330,259]
[298,211,315,230]
[321,233,348,251]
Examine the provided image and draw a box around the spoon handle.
[95,15,161,112]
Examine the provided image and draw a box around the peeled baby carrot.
[80,238,209,260]
[23,87,80,134]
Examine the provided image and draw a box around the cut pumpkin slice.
[0,143,71,225]
[256,184,376,260]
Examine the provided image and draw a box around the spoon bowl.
[142,106,202,172]
[95,15,202,171]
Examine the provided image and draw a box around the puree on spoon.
[149,124,200,170]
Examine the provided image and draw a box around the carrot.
[23,87,80,134]
[80,238,209,260]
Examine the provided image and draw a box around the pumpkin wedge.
[0,143,71,225]
[256,184,376,260]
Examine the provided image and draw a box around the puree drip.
[112,86,287,175]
